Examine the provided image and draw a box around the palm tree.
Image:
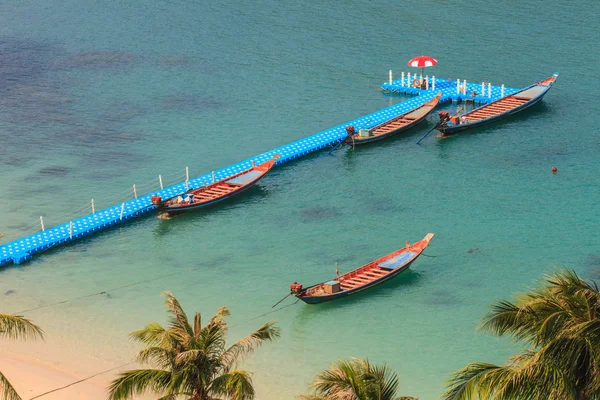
[443,268,600,400]
[299,357,418,400]
[108,292,280,400]
[0,313,44,400]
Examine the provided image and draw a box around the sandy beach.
[0,350,110,399]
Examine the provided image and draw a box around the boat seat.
[226,170,262,185]
[378,251,417,270]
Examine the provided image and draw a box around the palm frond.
[442,362,502,400]
[371,362,400,400]
[135,347,177,369]
[162,292,194,343]
[193,312,202,340]
[0,314,44,341]
[129,322,180,350]
[0,371,22,400]
[220,321,280,369]
[107,368,174,400]
[210,369,255,400]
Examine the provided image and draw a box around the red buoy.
[552,166,557,173]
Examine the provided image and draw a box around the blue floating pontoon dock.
[0,76,521,267]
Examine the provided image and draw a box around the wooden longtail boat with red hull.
[290,233,434,304]
[436,73,558,136]
[344,93,442,145]
[152,154,279,215]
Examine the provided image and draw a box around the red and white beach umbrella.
[408,55,437,76]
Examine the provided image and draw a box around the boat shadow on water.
[291,269,423,324]
[436,101,551,141]
[152,185,269,236]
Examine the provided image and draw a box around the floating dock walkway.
[0,76,521,267]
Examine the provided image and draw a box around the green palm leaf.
[0,313,44,341]
[444,268,600,400]
[0,370,22,400]
[107,369,175,400]
[108,292,278,399]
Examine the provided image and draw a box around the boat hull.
[438,74,558,136]
[159,155,278,215]
[162,178,262,214]
[294,233,434,305]
[349,93,442,145]
[298,258,417,304]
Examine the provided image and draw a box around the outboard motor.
[438,111,450,123]
[345,125,356,137]
[290,282,303,294]
[151,195,163,208]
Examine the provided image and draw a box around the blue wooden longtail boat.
[344,93,442,145]
[290,233,434,304]
[154,154,279,215]
[436,73,558,136]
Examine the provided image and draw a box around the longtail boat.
[436,73,558,136]
[290,233,434,304]
[345,93,442,145]
[153,154,279,215]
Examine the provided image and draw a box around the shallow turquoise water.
[1,0,600,398]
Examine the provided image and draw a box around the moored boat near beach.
[345,93,442,145]
[290,233,434,304]
[436,73,559,136]
[153,154,279,215]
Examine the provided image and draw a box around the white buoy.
[389,69,393,84]
[185,166,189,190]
[432,76,435,90]
[488,82,492,98]
[501,84,505,97]
[133,184,137,199]
[159,175,163,190]
[401,72,405,87]
[40,216,44,231]
[91,199,95,213]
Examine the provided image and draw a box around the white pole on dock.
[488,82,492,98]
[120,203,125,220]
[389,69,392,84]
[401,72,405,87]
[40,216,44,231]
[481,82,485,97]
[425,75,429,89]
[251,160,255,167]
[408,72,411,87]
[432,76,435,90]
[463,80,467,95]
[159,175,163,190]
[501,84,505,97]
[91,199,95,213]
[420,74,423,86]
[133,184,137,199]
[212,171,215,183]
[69,221,73,239]
[456,79,460,92]
[185,166,189,190]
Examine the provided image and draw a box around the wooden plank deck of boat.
[339,265,388,290]
[465,95,528,122]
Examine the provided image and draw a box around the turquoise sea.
[1,0,599,398]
